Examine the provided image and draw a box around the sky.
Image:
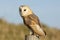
[0,0,60,28]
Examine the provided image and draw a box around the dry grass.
[0,19,60,40]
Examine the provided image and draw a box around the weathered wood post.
[25,35,40,40]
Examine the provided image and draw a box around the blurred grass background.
[0,18,60,40]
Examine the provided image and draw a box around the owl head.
[19,5,32,17]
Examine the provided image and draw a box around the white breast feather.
[36,25,44,33]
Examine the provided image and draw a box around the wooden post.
[25,35,40,40]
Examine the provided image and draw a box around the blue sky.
[0,0,60,28]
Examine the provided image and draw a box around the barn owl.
[19,5,46,37]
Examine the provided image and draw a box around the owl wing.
[28,14,46,36]
[28,14,42,27]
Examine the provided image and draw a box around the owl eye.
[24,9,26,11]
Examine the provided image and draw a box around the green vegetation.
[0,18,60,40]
